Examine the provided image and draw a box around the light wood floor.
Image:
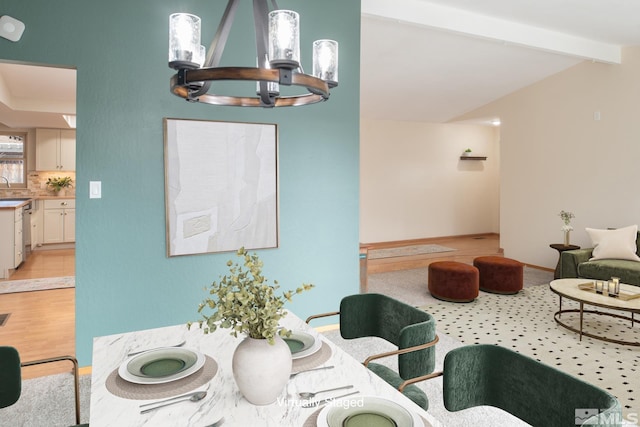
[363,233,503,274]
[0,235,510,379]
[0,249,76,379]
[8,248,75,280]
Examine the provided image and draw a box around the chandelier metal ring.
[170,66,330,107]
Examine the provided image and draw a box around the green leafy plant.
[46,176,73,191]
[191,247,314,344]
[464,148,472,153]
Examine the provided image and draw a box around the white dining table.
[89,312,443,426]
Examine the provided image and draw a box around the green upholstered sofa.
[559,232,640,286]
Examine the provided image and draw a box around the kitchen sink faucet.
[1,176,10,188]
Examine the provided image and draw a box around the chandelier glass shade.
[168,0,339,108]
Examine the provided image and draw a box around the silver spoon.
[140,391,207,414]
[298,384,354,399]
[204,417,225,427]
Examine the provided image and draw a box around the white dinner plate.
[284,331,322,360]
[316,395,424,427]
[118,347,206,385]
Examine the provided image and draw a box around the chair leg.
[21,355,80,425]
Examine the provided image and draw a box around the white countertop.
[0,198,32,209]
[0,196,75,209]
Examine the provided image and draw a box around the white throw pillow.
[586,224,640,261]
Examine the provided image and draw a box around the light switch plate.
[90,181,102,199]
[0,16,25,42]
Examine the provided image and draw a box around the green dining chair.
[0,346,87,426]
[442,344,622,427]
[306,293,439,409]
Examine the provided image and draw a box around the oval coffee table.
[549,278,640,346]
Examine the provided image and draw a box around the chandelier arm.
[189,0,240,98]
[204,0,238,69]
[253,0,269,64]
[253,0,273,105]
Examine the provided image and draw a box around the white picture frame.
[164,118,278,256]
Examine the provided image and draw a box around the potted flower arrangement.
[46,176,73,196]
[558,210,575,246]
[192,247,313,405]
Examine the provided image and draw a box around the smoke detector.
[0,16,25,42]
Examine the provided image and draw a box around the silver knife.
[301,390,359,408]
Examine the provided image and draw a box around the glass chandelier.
[168,0,339,108]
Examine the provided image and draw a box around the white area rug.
[422,284,640,422]
[367,244,456,260]
[0,276,74,294]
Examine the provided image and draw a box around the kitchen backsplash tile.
[0,171,76,198]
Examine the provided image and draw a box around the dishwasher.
[22,201,32,262]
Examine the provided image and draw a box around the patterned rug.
[0,276,74,294]
[421,284,640,420]
[367,244,456,260]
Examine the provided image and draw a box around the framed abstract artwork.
[164,118,278,256]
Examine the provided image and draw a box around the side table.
[549,243,580,279]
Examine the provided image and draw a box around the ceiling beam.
[362,0,621,64]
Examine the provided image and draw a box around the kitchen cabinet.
[0,207,23,278]
[43,199,75,244]
[36,128,76,171]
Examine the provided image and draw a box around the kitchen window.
[0,132,27,188]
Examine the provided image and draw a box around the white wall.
[360,119,500,243]
[456,46,640,269]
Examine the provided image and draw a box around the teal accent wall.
[1,0,360,366]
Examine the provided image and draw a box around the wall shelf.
[460,156,487,160]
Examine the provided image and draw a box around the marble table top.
[90,312,442,427]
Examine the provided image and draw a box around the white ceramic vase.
[232,335,292,405]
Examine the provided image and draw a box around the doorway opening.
[0,60,77,379]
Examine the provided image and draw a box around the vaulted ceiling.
[361,0,640,123]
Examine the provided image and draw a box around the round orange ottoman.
[428,261,479,302]
[473,256,524,294]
